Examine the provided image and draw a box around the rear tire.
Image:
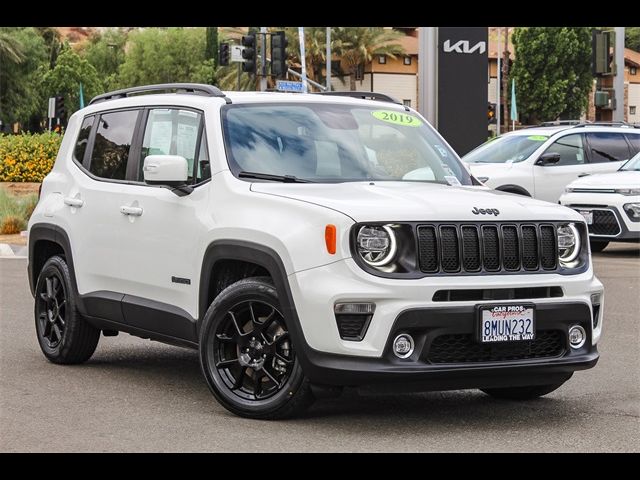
[34,255,100,364]
[589,240,609,253]
[199,276,314,419]
[481,382,566,400]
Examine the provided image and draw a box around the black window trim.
[72,104,211,189]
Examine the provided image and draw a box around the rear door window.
[625,133,640,155]
[586,132,632,163]
[89,110,139,180]
[73,116,94,165]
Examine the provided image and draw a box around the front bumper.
[287,258,602,388]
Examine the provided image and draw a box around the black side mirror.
[535,152,561,166]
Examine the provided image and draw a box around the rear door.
[585,131,633,174]
[533,133,590,202]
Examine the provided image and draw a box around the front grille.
[432,286,563,302]
[417,223,558,274]
[590,210,621,236]
[427,330,565,363]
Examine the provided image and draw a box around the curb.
[0,243,27,259]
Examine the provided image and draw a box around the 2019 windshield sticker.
[372,110,422,127]
[527,135,548,141]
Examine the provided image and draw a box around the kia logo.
[472,207,500,216]
[443,40,487,55]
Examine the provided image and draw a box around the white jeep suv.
[28,84,603,419]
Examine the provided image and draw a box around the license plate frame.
[477,303,536,344]
[578,210,593,225]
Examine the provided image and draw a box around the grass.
[0,187,38,235]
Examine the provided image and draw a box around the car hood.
[567,170,640,189]
[250,181,580,222]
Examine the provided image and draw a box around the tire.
[481,382,566,400]
[590,240,609,253]
[34,255,100,364]
[199,276,314,419]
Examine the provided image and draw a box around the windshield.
[221,103,472,185]
[463,134,548,164]
[620,152,640,171]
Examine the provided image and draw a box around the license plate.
[479,305,535,343]
[578,210,593,225]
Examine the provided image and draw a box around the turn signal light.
[325,224,336,254]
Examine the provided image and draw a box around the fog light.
[393,334,414,359]
[568,325,586,349]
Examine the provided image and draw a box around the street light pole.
[613,27,625,122]
[418,27,438,126]
[326,27,331,91]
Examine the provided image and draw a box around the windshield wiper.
[238,171,313,183]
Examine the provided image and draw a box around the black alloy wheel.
[36,273,67,349]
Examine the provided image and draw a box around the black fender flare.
[495,184,532,197]
[198,240,318,376]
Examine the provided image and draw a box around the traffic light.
[270,31,288,78]
[219,42,230,66]
[241,33,257,74]
[54,96,65,119]
[488,102,496,124]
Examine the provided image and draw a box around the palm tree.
[0,31,25,64]
[284,27,328,83]
[332,27,405,91]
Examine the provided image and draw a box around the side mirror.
[535,152,561,166]
[143,155,192,196]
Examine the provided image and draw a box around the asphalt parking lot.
[1,244,638,452]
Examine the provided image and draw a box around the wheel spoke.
[261,366,280,387]
[215,333,236,344]
[52,276,60,297]
[232,367,247,390]
[45,277,53,299]
[274,351,293,365]
[57,314,66,327]
[38,312,47,331]
[253,371,264,398]
[228,311,245,337]
[216,358,239,369]
[39,293,49,302]
[274,331,290,344]
[52,324,62,342]
[249,302,257,325]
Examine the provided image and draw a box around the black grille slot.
[461,226,480,271]
[417,226,438,272]
[335,314,371,341]
[521,225,539,270]
[482,225,500,271]
[501,225,520,270]
[432,286,563,302]
[540,225,557,269]
[590,210,621,236]
[440,226,460,272]
[427,330,565,363]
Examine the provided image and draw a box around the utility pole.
[299,27,308,93]
[613,27,625,122]
[501,27,509,132]
[260,27,268,92]
[418,27,438,126]
[326,27,331,91]
[496,28,501,136]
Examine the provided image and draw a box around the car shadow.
[594,244,640,258]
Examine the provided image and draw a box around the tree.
[35,27,62,69]
[206,27,219,67]
[41,46,103,116]
[0,28,48,130]
[626,27,640,52]
[117,28,209,88]
[511,27,593,123]
[332,27,405,91]
[82,28,128,91]
[284,27,328,83]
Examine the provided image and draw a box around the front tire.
[34,255,100,364]
[481,382,566,400]
[199,277,314,419]
[590,240,609,253]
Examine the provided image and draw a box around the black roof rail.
[89,83,230,105]
[538,120,583,126]
[315,91,403,105]
[571,121,639,129]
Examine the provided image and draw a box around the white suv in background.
[28,84,603,419]
[463,123,640,203]
[560,152,640,252]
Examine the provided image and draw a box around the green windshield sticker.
[372,110,422,127]
[527,135,548,141]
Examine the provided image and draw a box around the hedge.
[0,132,62,182]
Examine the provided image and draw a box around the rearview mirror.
[143,155,192,195]
[535,152,561,166]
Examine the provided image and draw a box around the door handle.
[578,173,590,177]
[120,206,143,216]
[64,197,84,207]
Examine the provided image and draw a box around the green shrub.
[0,132,62,182]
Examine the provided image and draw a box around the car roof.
[503,124,640,137]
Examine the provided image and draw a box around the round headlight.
[557,223,581,263]
[356,225,397,267]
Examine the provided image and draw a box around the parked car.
[560,152,640,252]
[28,84,603,419]
[463,123,640,203]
